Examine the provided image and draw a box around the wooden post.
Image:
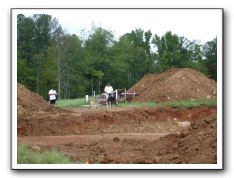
[85,95,89,104]
[115,90,118,104]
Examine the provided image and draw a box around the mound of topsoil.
[17,84,55,119]
[128,68,217,102]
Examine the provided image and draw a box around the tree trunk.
[91,76,94,96]
[99,80,101,95]
[36,67,40,94]
[35,54,41,94]
[57,46,61,100]
[63,79,69,99]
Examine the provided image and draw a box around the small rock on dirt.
[159,108,165,112]
[30,145,41,152]
[204,117,213,124]
[158,149,167,155]
[113,137,120,142]
[153,157,159,163]
[179,130,189,138]
[176,121,191,128]
[65,142,74,147]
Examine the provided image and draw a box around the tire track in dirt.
[18,132,169,145]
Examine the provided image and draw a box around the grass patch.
[159,98,217,107]
[56,96,101,108]
[56,98,87,107]
[56,97,216,109]
[118,98,216,108]
[17,145,73,164]
[117,101,157,107]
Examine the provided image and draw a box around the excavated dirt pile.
[18,84,52,112]
[17,83,66,121]
[128,68,217,102]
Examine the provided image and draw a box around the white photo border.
[11,8,223,170]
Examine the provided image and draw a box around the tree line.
[17,14,217,99]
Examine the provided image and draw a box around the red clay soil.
[128,68,217,102]
[18,107,217,164]
[17,83,66,121]
[17,83,217,164]
[17,84,52,112]
[17,106,216,136]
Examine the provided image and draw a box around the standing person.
[104,83,113,94]
[104,83,114,107]
[48,88,57,105]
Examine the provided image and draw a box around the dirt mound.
[17,83,56,120]
[128,68,217,102]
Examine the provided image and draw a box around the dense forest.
[17,14,217,99]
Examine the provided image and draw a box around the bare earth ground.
[18,106,217,164]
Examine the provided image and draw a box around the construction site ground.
[18,105,217,164]
[17,68,217,164]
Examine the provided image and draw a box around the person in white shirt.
[48,88,57,105]
[104,83,114,107]
[104,83,113,94]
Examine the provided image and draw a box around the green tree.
[84,27,115,95]
[152,31,208,75]
[203,37,217,80]
[61,34,88,98]
[17,15,34,62]
[32,14,52,94]
[17,15,36,91]
[119,29,153,86]
[109,37,133,89]
[50,18,65,99]
[152,31,182,71]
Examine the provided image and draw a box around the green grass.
[160,98,217,107]
[117,101,157,107]
[56,98,87,107]
[117,98,217,108]
[55,97,216,109]
[17,145,73,164]
[55,96,101,108]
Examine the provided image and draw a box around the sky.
[19,9,222,45]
